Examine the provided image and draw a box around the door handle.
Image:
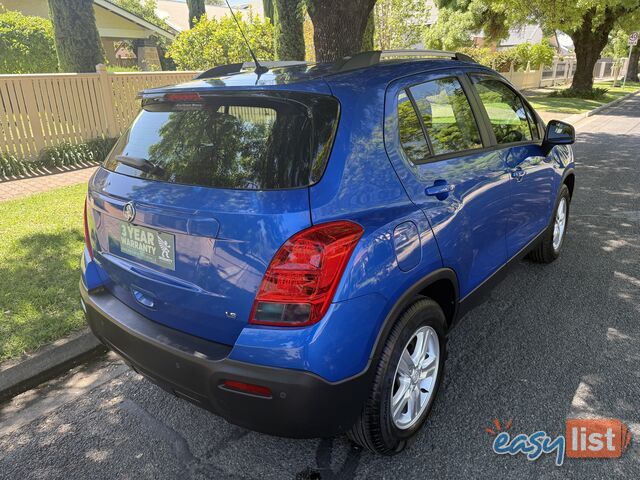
[511,168,526,181]
[425,181,454,199]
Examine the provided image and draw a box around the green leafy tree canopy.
[374,0,430,50]
[423,8,476,50]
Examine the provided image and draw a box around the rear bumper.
[80,283,372,438]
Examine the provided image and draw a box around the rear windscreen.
[103,92,340,190]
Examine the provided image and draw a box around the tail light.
[83,196,93,259]
[249,221,364,327]
[221,380,272,397]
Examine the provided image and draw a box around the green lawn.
[526,81,640,115]
[0,183,87,362]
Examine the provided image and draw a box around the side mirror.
[544,120,575,150]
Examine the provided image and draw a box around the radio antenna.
[224,0,269,75]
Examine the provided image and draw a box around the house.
[155,0,264,32]
[1,0,178,70]
[487,25,574,54]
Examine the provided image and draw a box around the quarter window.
[409,78,482,156]
[472,77,534,144]
[397,90,430,163]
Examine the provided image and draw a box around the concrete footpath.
[0,167,97,202]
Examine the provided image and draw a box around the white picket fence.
[0,65,198,158]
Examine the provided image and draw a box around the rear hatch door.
[88,88,339,345]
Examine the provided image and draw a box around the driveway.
[1,95,639,480]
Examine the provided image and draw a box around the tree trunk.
[307,0,377,62]
[626,45,639,82]
[274,0,305,60]
[187,0,206,28]
[263,0,275,22]
[568,7,616,92]
[48,0,104,73]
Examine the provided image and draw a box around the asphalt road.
[2,94,640,480]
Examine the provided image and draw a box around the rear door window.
[104,92,340,190]
[408,77,482,156]
[471,76,535,144]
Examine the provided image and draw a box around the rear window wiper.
[116,155,165,175]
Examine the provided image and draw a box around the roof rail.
[196,60,309,79]
[333,50,476,73]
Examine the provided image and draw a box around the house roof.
[1,0,177,40]
[95,0,177,39]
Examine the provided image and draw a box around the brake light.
[249,221,364,327]
[83,196,93,259]
[164,92,202,102]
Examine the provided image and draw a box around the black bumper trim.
[80,283,372,438]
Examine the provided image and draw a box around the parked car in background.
[80,50,575,454]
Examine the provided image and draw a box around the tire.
[528,184,571,264]
[348,298,446,454]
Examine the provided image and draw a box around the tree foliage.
[373,0,430,50]
[274,0,305,60]
[115,0,168,28]
[168,11,274,69]
[0,10,58,74]
[437,0,510,43]
[423,8,476,50]
[48,0,105,73]
[603,28,632,59]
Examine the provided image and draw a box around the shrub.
[38,138,118,168]
[529,43,555,70]
[0,152,28,178]
[0,10,58,74]
[168,10,275,70]
[459,43,556,72]
[548,88,608,100]
[0,137,117,179]
[106,65,141,72]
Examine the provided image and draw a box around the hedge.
[0,10,58,74]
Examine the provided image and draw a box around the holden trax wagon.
[80,50,576,454]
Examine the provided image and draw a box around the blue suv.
[80,50,575,454]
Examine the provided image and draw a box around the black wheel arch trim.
[367,268,459,365]
[561,168,576,195]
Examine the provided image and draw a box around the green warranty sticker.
[118,222,176,270]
